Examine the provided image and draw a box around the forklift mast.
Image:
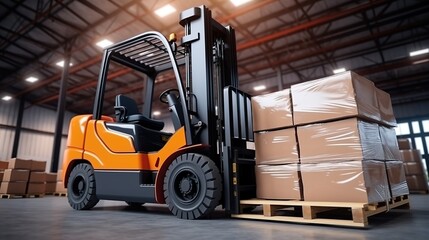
[179,6,239,157]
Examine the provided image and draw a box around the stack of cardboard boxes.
[0,158,61,196]
[55,169,67,194]
[252,71,409,203]
[399,139,429,192]
[0,158,32,195]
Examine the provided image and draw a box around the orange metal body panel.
[96,121,136,153]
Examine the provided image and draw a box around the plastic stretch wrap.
[385,161,409,198]
[297,118,384,163]
[400,149,422,163]
[255,128,299,165]
[376,88,397,127]
[379,126,401,161]
[301,160,390,203]
[251,89,293,131]
[255,164,302,200]
[291,71,380,125]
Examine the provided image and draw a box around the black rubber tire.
[125,202,145,208]
[164,153,222,220]
[67,163,99,210]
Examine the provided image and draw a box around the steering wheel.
[159,88,180,104]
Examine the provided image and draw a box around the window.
[412,121,421,133]
[423,120,429,133]
[395,122,410,135]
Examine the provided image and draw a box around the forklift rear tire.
[164,153,222,220]
[67,163,99,210]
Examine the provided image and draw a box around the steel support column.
[51,45,72,172]
[11,96,25,158]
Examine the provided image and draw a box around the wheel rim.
[71,174,86,199]
[173,168,200,204]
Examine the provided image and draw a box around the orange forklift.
[62,6,255,219]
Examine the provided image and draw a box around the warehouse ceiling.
[0,0,428,118]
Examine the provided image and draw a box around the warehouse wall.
[0,99,75,172]
[393,99,429,119]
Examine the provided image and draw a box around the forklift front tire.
[164,153,222,220]
[67,163,99,210]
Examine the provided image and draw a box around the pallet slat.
[232,195,410,228]
[1,194,44,199]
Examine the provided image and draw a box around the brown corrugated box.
[404,161,425,175]
[385,161,409,198]
[297,118,384,163]
[56,181,67,193]
[3,169,30,182]
[45,173,57,183]
[0,171,3,182]
[376,88,397,127]
[27,182,46,194]
[45,183,56,193]
[252,89,293,131]
[255,164,302,200]
[301,160,390,203]
[29,172,46,183]
[400,149,422,162]
[379,126,401,160]
[406,175,429,192]
[291,71,380,125]
[397,138,412,150]
[255,128,299,165]
[57,170,63,181]
[0,182,27,194]
[7,158,32,170]
[31,160,46,172]
[0,160,8,170]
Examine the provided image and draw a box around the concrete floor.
[0,194,427,240]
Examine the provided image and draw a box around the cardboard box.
[29,172,46,183]
[255,164,302,200]
[3,169,30,182]
[404,161,425,176]
[45,182,56,193]
[406,175,429,192]
[7,158,32,170]
[376,88,397,127]
[0,171,3,182]
[57,170,63,181]
[301,160,390,203]
[297,118,384,163]
[31,160,47,172]
[291,71,380,125]
[252,89,293,131]
[27,182,46,194]
[397,138,412,150]
[45,173,57,183]
[385,161,409,198]
[0,160,8,170]
[379,126,401,160]
[255,128,299,165]
[400,149,422,162]
[0,182,27,194]
[56,181,67,193]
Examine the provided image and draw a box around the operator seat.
[114,94,164,131]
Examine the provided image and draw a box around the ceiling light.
[56,60,73,67]
[253,85,266,91]
[25,76,39,83]
[410,48,429,57]
[333,68,346,74]
[2,95,12,101]
[96,39,113,48]
[155,4,176,17]
[153,111,161,116]
[231,0,252,7]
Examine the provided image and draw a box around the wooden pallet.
[232,195,410,228]
[53,192,67,197]
[1,194,44,199]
